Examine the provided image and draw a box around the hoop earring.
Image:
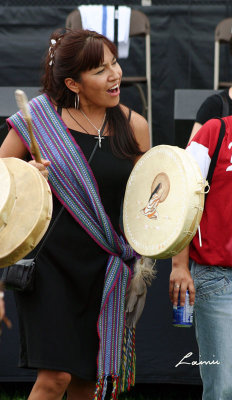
[75,93,79,109]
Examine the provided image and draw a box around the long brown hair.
[41,29,143,159]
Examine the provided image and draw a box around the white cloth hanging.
[117,6,131,58]
[78,5,131,58]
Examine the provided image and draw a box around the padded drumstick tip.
[14,89,42,163]
[15,89,31,121]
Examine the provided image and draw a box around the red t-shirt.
[187,116,232,266]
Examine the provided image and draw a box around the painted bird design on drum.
[142,173,170,220]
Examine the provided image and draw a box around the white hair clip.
[48,39,57,66]
[48,37,62,66]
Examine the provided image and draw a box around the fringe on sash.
[93,327,136,400]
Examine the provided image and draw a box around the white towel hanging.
[78,5,131,58]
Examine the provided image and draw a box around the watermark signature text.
[175,352,220,367]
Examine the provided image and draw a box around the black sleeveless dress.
[15,129,133,380]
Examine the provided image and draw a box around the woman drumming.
[0,29,150,400]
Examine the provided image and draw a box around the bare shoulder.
[0,128,28,159]
[120,105,150,152]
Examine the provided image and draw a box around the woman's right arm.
[0,128,51,179]
[0,128,28,158]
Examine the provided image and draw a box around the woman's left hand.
[28,158,51,180]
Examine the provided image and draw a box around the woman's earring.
[75,93,79,109]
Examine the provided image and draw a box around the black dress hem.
[18,361,97,382]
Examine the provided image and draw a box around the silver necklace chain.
[66,108,90,135]
[80,109,106,148]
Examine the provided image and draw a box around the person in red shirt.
[189,87,232,142]
[169,116,232,400]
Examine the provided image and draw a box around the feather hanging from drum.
[126,256,156,329]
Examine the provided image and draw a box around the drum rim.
[0,158,16,232]
[0,157,53,268]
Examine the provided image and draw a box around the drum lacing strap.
[169,250,179,256]
[195,178,209,194]
[183,230,194,236]
[203,180,210,194]
[194,205,204,211]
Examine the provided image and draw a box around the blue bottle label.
[173,291,193,328]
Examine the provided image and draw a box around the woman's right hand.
[28,159,51,180]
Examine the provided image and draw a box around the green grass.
[0,383,31,400]
[0,396,26,400]
[0,383,202,400]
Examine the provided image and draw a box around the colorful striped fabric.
[7,93,136,399]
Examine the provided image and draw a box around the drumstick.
[15,89,42,163]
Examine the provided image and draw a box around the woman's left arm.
[130,111,151,162]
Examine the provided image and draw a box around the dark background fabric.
[1,0,232,385]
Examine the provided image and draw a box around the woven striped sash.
[7,94,136,399]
